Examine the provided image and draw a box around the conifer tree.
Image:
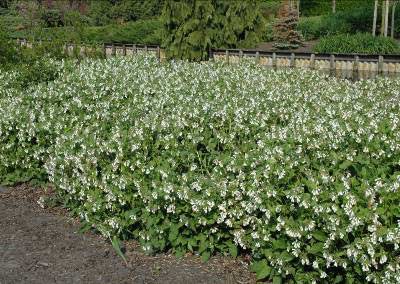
[213,0,266,49]
[273,0,302,48]
[162,0,215,61]
[161,0,265,61]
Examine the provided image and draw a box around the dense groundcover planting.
[1,55,400,283]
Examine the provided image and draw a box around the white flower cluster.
[1,55,400,282]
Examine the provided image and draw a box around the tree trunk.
[332,0,336,13]
[381,0,386,35]
[384,0,390,37]
[297,0,300,16]
[373,0,378,36]
[391,1,397,38]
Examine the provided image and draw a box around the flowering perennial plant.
[1,55,400,283]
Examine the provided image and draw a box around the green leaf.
[198,234,208,253]
[308,242,324,255]
[334,275,344,283]
[273,276,282,284]
[281,251,294,262]
[168,223,179,242]
[339,160,352,170]
[78,222,92,234]
[263,248,273,258]
[227,243,238,258]
[201,251,211,262]
[111,236,127,265]
[250,260,271,280]
[175,247,185,258]
[187,238,197,252]
[312,231,327,242]
[345,275,355,284]
[272,239,287,250]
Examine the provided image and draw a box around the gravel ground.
[0,185,255,284]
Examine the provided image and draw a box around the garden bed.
[1,55,400,283]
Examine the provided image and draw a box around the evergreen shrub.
[161,0,266,61]
[314,33,400,54]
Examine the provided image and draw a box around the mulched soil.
[0,184,255,284]
[255,40,318,53]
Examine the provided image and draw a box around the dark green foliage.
[0,12,26,38]
[62,10,88,43]
[339,5,374,33]
[162,0,215,61]
[161,0,266,61]
[87,0,113,26]
[298,6,374,40]
[0,0,12,9]
[15,19,162,45]
[300,0,373,17]
[82,19,162,44]
[394,5,400,38]
[261,21,274,42]
[0,21,20,65]
[297,15,349,40]
[214,1,266,49]
[313,33,400,54]
[86,0,164,26]
[299,0,331,16]
[1,0,164,40]
[259,0,280,20]
[296,16,323,41]
[109,0,165,22]
[40,9,63,27]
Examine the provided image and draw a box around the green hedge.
[1,56,400,283]
[314,33,400,54]
[11,19,162,45]
[297,6,373,40]
[81,19,162,44]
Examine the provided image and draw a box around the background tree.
[87,0,112,26]
[384,0,389,36]
[297,0,300,16]
[161,0,265,61]
[213,0,265,48]
[273,0,302,47]
[162,0,215,61]
[391,0,398,38]
[381,0,384,35]
[373,0,378,36]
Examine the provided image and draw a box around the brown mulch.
[0,185,255,284]
[255,40,318,53]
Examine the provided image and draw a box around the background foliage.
[161,0,266,61]
[314,33,400,54]
[1,0,400,55]
[297,6,374,41]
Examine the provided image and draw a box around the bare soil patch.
[0,185,255,284]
